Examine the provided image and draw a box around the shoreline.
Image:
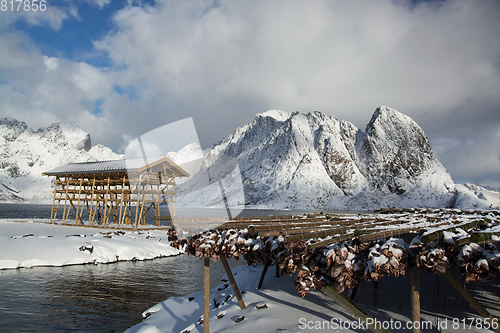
[0,219,182,270]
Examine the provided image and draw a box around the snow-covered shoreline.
[0,219,181,270]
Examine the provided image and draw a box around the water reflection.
[0,255,241,332]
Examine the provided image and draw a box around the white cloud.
[92,0,499,125]
[431,126,500,180]
[0,0,499,185]
[0,3,72,30]
[84,0,112,8]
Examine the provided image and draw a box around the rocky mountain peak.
[0,117,28,142]
[359,106,440,195]
[0,118,122,202]
[186,106,457,210]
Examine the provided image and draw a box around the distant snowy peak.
[359,106,453,195]
[0,117,28,142]
[455,183,500,209]
[256,110,291,122]
[167,142,203,165]
[198,106,461,210]
[0,117,123,202]
[37,122,92,152]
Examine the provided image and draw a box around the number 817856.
[1,0,47,11]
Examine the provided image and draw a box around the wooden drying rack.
[197,211,500,333]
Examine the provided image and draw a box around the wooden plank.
[321,284,391,333]
[154,216,172,221]
[442,270,500,333]
[50,176,59,223]
[118,175,127,227]
[410,267,420,333]
[62,178,70,224]
[258,224,351,238]
[134,174,143,228]
[102,176,111,226]
[75,178,83,225]
[204,257,210,333]
[220,255,246,309]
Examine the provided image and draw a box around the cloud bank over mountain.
[0,0,498,189]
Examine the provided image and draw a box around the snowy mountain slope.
[1,109,498,210]
[0,117,123,202]
[352,107,456,209]
[180,106,495,210]
[454,183,500,209]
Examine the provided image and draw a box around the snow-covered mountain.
[0,117,124,202]
[1,107,498,210]
[179,106,497,210]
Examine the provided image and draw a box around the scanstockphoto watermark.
[299,317,500,331]
[298,317,435,331]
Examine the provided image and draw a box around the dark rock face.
[0,117,28,142]
[358,106,437,194]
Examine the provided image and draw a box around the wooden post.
[89,176,96,225]
[75,178,83,225]
[220,255,246,309]
[204,257,210,333]
[410,267,420,333]
[258,260,272,289]
[50,177,59,223]
[102,176,111,226]
[62,178,70,224]
[134,174,143,228]
[118,175,127,227]
[321,284,391,333]
[442,270,500,333]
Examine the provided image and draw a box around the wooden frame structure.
[42,157,189,228]
[172,210,500,333]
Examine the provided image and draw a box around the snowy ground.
[2,219,499,333]
[125,264,500,333]
[0,219,181,269]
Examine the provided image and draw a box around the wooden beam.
[62,178,70,224]
[50,177,59,223]
[118,175,127,227]
[88,176,96,225]
[321,284,391,333]
[410,267,420,333]
[442,270,500,333]
[258,260,272,289]
[204,257,210,333]
[75,178,83,225]
[134,174,143,228]
[102,176,111,226]
[220,255,246,309]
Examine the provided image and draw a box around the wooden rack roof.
[42,156,190,178]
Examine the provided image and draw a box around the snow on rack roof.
[42,157,189,177]
[43,160,129,176]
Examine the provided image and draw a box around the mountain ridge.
[0,107,498,210]
[194,106,489,210]
[0,118,123,202]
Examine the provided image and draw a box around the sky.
[0,0,499,190]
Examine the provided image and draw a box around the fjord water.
[0,203,240,332]
[0,203,364,332]
[0,255,233,332]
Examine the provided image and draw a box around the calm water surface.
[0,204,241,332]
[0,255,240,332]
